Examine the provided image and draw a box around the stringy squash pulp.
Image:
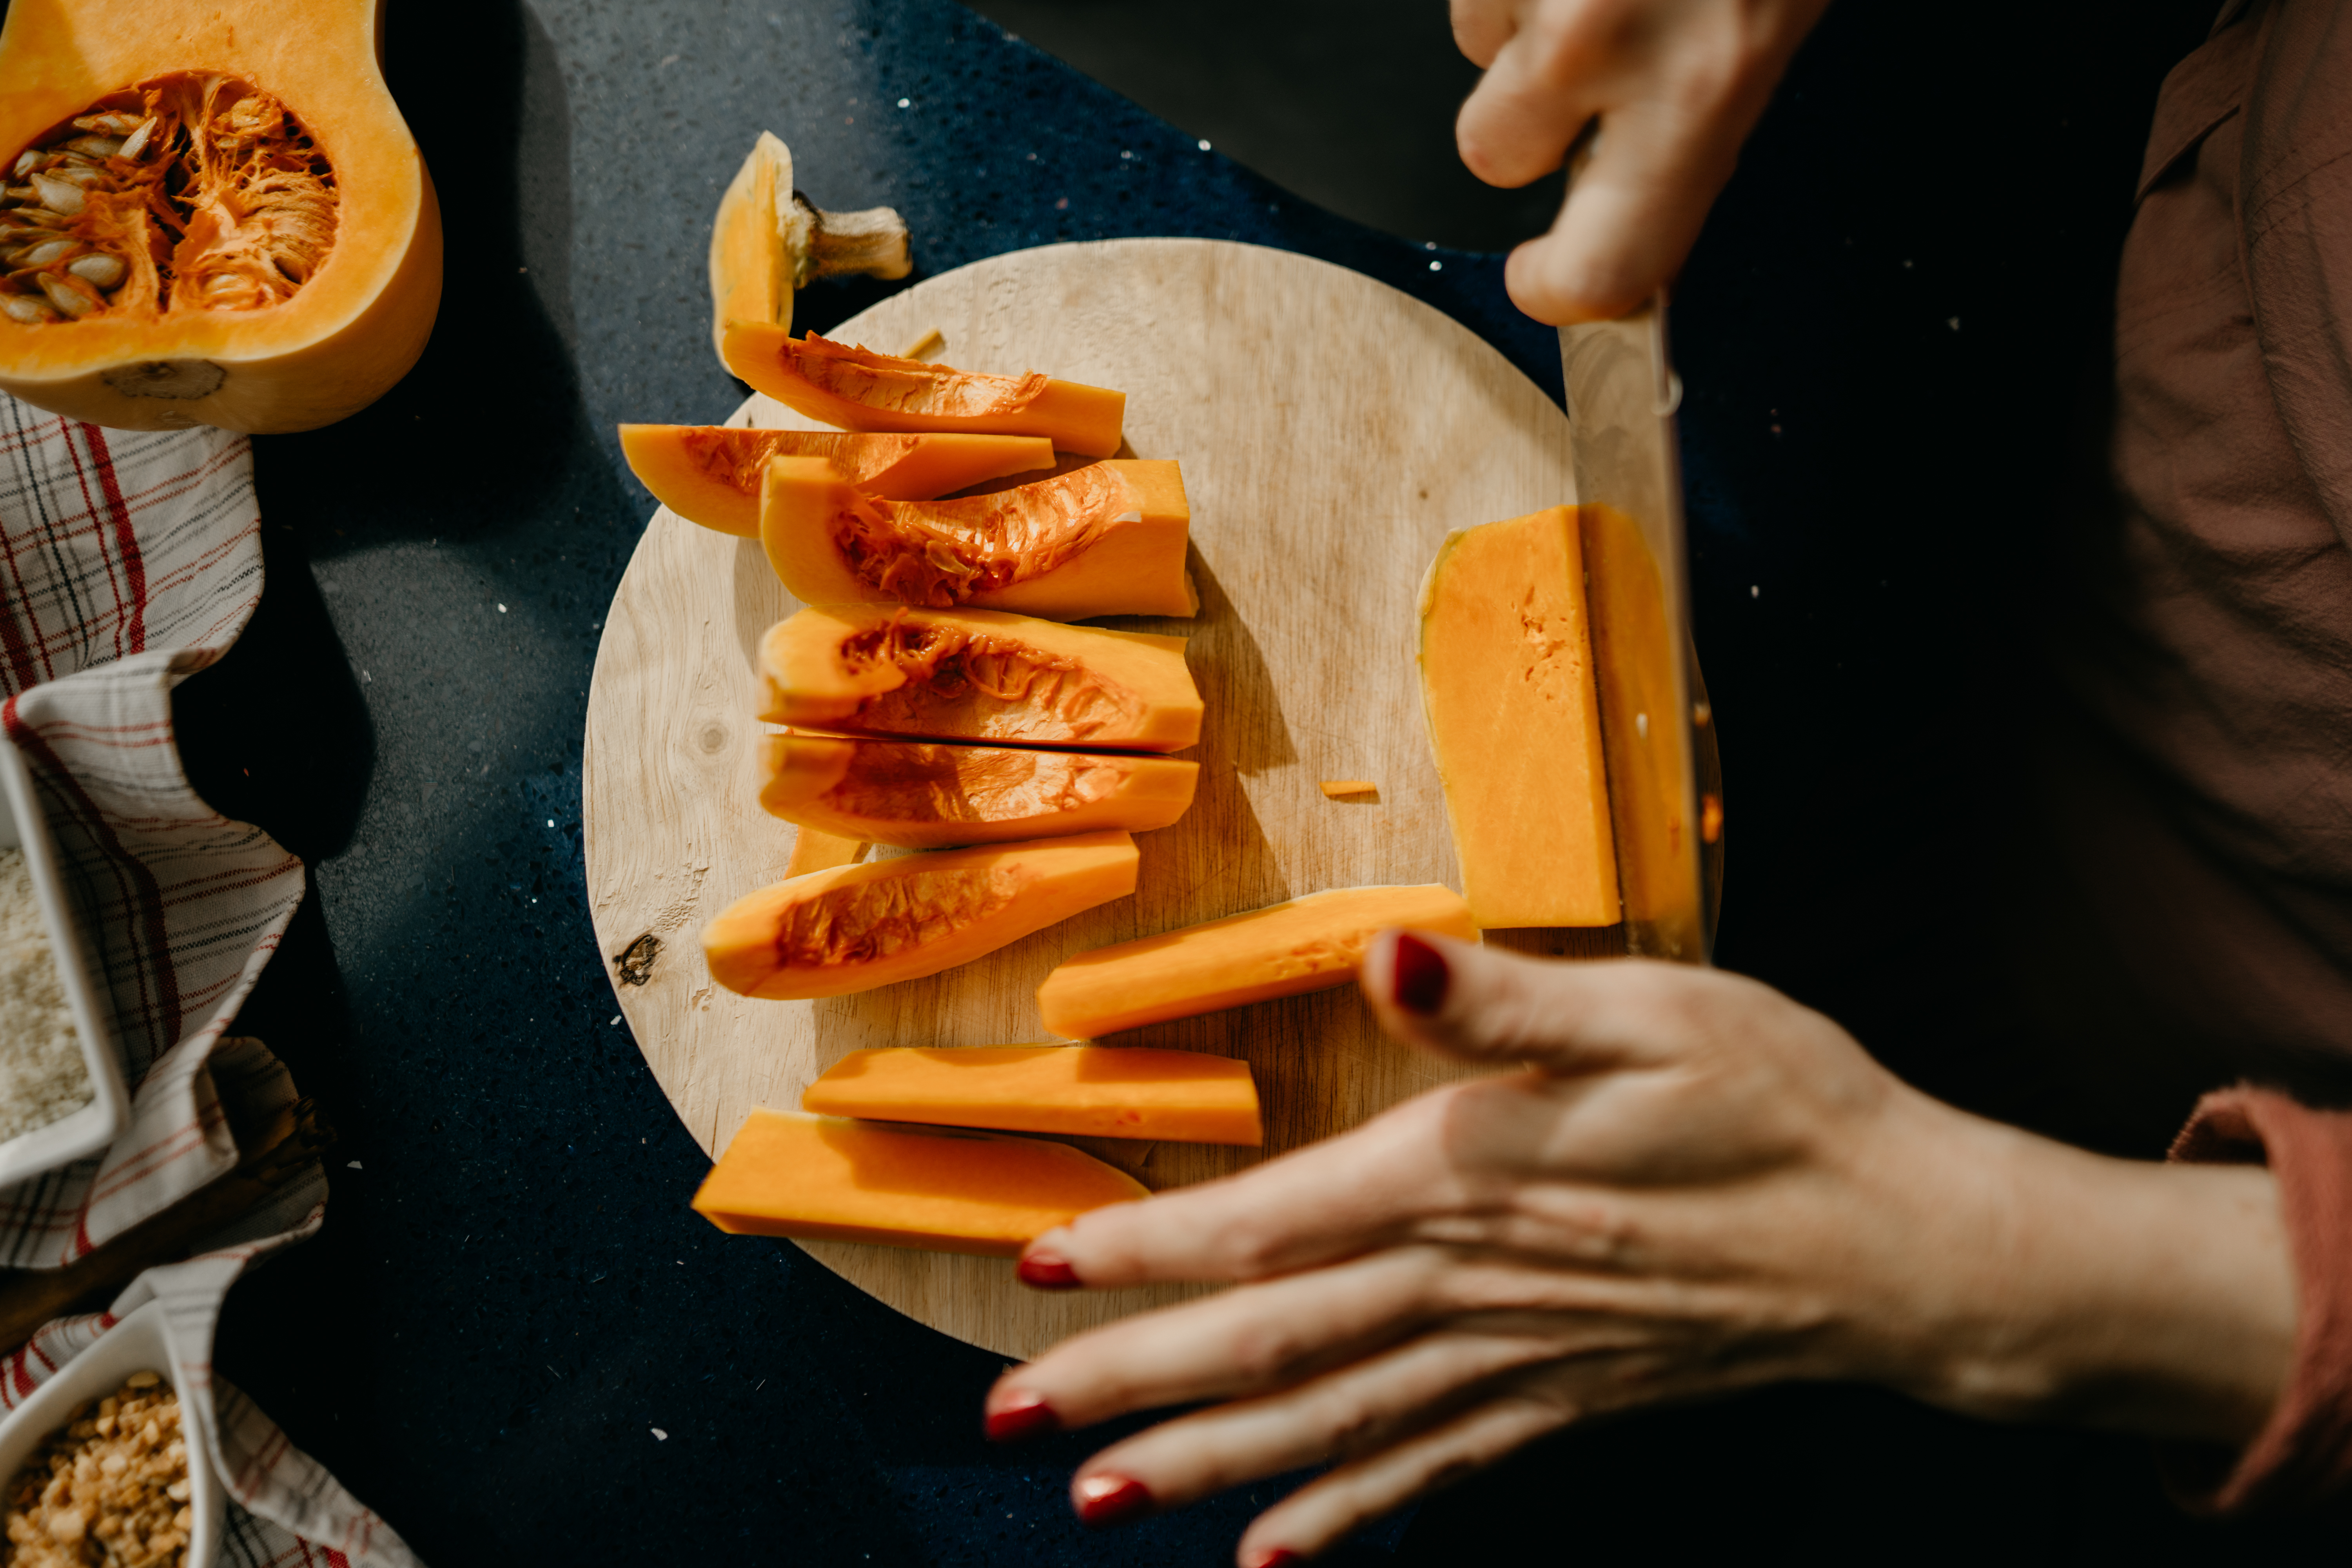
[0,0,441,432]
[2,73,337,325]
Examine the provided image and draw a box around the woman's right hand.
[1452,0,1835,322]
[988,935,2297,1563]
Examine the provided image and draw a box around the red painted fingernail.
[1074,1472,1153,1527]
[984,1391,1059,1443]
[1392,931,1450,1014]
[1245,1551,1305,1568]
[1017,1249,1081,1290]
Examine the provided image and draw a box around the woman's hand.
[987,933,2295,1565]
[1452,0,1836,322]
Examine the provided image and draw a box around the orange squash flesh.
[619,425,1055,535]
[705,132,907,372]
[708,132,796,365]
[803,1045,1263,1145]
[692,1107,1147,1256]
[784,824,868,877]
[761,455,1196,618]
[722,323,1126,457]
[760,733,1198,848]
[1037,885,1480,1038]
[0,0,442,433]
[703,829,1139,1000]
[1419,506,1621,927]
[759,606,1201,752]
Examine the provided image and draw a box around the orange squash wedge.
[691,1107,1145,1256]
[722,324,1125,457]
[619,424,1054,535]
[1037,885,1480,1038]
[0,0,441,432]
[702,829,1139,1000]
[760,732,1197,848]
[1420,506,1621,927]
[803,1045,1262,1145]
[759,606,1201,752]
[761,455,1196,617]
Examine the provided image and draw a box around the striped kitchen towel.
[0,396,303,1266]
[2,1180,422,1566]
[0,391,419,1563]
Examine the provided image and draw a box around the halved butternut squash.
[619,424,1054,535]
[0,0,441,432]
[703,829,1139,1000]
[760,733,1197,848]
[759,606,1200,752]
[803,1045,1261,1145]
[691,1107,1145,1256]
[1420,506,1619,927]
[761,455,1195,617]
[722,324,1125,457]
[1037,885,1479,1038]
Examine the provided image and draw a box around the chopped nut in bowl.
[0,1302,219,1568]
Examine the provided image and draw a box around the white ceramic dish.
[0,1299,222,1568]
[0,731,131,1188]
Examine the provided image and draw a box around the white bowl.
[0,731,131,1189]
[0,1299,222,1568]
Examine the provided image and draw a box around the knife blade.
[1561,299,1718,963]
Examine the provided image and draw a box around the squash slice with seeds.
[0,0,441,432]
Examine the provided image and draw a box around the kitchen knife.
[1561,299,1720,963]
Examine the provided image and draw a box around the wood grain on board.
[583,238,1612,1359]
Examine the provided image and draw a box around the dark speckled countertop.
[162,0,2336,1560]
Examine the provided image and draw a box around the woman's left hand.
[984,932,2295,1565]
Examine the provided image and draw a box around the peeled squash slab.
[707,131,910,370]
[1419,506,1620,927]
[620,424,1054,534]
[0,0,441,432]
[760,606,1201,752]
[762,455,1196,618]
[761,732,1198,848]
[692,1107,1146,1256]
[1038,885,1480,1038]
[703,829,1139,1000]
[724,324,1125,457]
[804,1045,1262,1145]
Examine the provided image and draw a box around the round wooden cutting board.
[584,238,1576,1359]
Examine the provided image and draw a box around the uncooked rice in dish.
[0,844,92,1143]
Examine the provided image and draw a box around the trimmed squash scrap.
[782,825,868,878]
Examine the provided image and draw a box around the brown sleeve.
[2162,1087,2352,1511]
[2244,0,2352,544]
